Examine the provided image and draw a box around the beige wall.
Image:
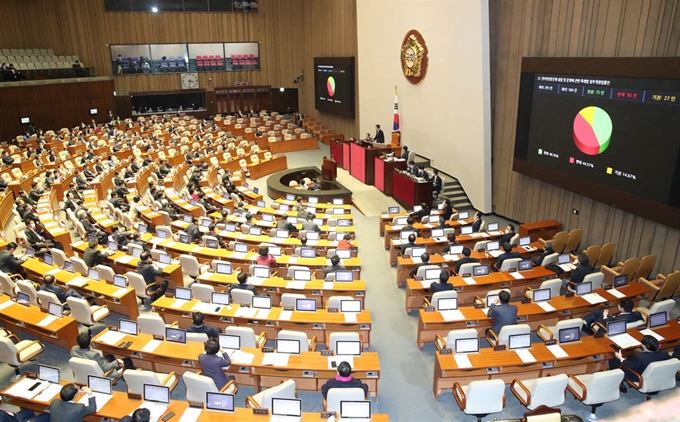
[357,0,492,211]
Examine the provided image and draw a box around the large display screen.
[514,58,680,229]
[314,57,355,118]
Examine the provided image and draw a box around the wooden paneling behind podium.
[490,0,680,275]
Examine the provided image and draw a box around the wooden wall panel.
[490,0,680,276]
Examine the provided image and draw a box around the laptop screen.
[279,204,289,212]
[272,398,302,417]
[333,198,344,205]
[576,282,592,295]
[157,230,167,239]
[486,241,499,251]
[519,236,531,246]
[262,214,274,222]
[205,392,234,412]
[268,246,281,256]
[215,262,232,275]
[43,254,54,266]
[26,247,35,258]
[399,230,414,240]
[38,365,59,383]
[557,253,570,265]
[88,375,111,395]
[234,242,248,253]
[458,211,469,219]
[438,297,458,311]
[410,247,426,258]
[533,288,551,302]
[64,261,74,272]
[276,339,301,354]
[430,228,444,238]
[138,223,147,234]
[158,253,172,265]
[286,194,295,201]
[131,247,142,258]
[88,269,99,280]
[649,311,668,329]
[335,270,353,282]
[165,328,186,344]
[518,259,533,271]
[17,292,29,305]
[558,327,581,344]
[472,265,490,276]
[201,218,212,227]
[252,187,259,194]
[424,268,441,280]
[276,230,289,239]
[306,231,320,240]
[144,384,170,404]
[256,200,265,207]
[252,296,271,309]
[461,226,473,235]
[486,294,499,308]
[249,227,262,236]
[308,197,318,204]
[288,217,298,224]
[218,334,240,350]
[253,267,270,278]
[613,274,629,288]
[336,340,362,356]
[487,222,499,231]
[333,208,344,215]
[508,333,532,350]
[395,217,408,226]
[224,224,236,233]
[296,298,316,311]
[607,320,627,336]
[48,302,63,317]
[340,299,362,313]
[183,215,193,223]
[211,292,230,306]
[338,219,351,227]
[454,338,480,354]
[449,245,464,255]
[175,287,192,300]
[119,319,138,335]
[300,248,315,258]
[113,275,127,288]
[205,239,219,249]
[341,401,371,419]
[388,207,399,214]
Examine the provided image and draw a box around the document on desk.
[509,271,525,280]
[229,252,247,259]
[0,300,14,311]
[98,330,126,345]
[164,241,177,248]
[279,310,292,321]
[169,299,188,309]
[37,315,58,327]
[515,349,537,363]
[537,302,556,312]
[262,352,290,367]
[547,344,568,358]
[112,287,128,298]
[307,239,318,246]
[608,289,626,299]
[640,329,664,341]
[610,334,642,349]
[148,237,164,245]
[442,254,460,262]
[248,277,266,286]
[488,231,503,236]
[46,268,61,276]
[230,350,255,365]
[66,277,89,287]
[191,302,217,313]
[344,313,358,323]
[287,256,299,264]
[256,309,271,319]
[559,263,577,272]
[581,293,607,304]
[440,310,465,322]
[421,280,433,289]
[462,277,477,285]
[236,233,247,239]
[34,383,62,402]
[115,255,135,264]
[469,233,484,238]
[141,339,162,353]
[481,308,489,315]
[179,407,203,422]
[322,282,334,290]
[411,257,422,264]
[488,250,503,258]
[329,356,354,370]
[286,281,307,290]
[6,378,47,399]
[392,239,404,246]
[453,354,472,369]
[78,392,113,410]
[234,307,258,318]
[458,220,469,225]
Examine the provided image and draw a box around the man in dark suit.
[442,233,461,254]
[0,407,49,422]
[454,247,479,274]
[0,242,26,277]
[430,270,454,294]
[497,224,516,244]
[407,161,419,176]
[568,253,594,286]
[78,211,108,245]
[487,290,518,335]
[62,192,81,213]
[400,233,417,255]
[25,220,61,253]
[409,252,433,278]
[409,203,430,221]
[187,312,222,338]
[582,298,643,335]
[276,215,298,233]
[119,408,151,422]
[609,335,674,386]
[432,169,443,197]
[83,239,113,267]
[374,124,385,144]
[495,242,522,271]
[46,384,96,422]
[137,251,167,301]
[40,274,82,304]
[533,243,555,266]
[471,211,483,232]
[301,214,320,232]
[198,339,234,390]
[229,271,258,295]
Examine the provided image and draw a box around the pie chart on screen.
[327,76,336,97]
[573,106,613,155]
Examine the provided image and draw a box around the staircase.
[414,155,473,211]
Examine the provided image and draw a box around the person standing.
[374,124,385,144]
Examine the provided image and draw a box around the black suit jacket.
[25,228,46,246]
[0,251,24,274]
[455,257,479,274]
[496,251,522,269]
[612,350,673,381]
[570,264,594,284]
[47,396,96,422]
[498,232,515,245]
[432,175,443,193]
[374,129,385,144]
[471,219,482,232]
[41,283,67,303]
[83,247,106,268]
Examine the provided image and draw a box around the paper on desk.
[34,383,62,402]
[191,245,203,253]
[454,354,473,369]
[78,392,113,410]
[234,307,258,318]
[112,288,128,298]
[515,349,537,363]
[440,310,465,322]
[344,313,358,323]
[469,233,483,238]
[98,330,126,345]
[261,353,289,367]
[581,293,607,304]
[230,252,247,260]
[6,378,46,399]
[392,240,404,246]
[37,315,58,327]
[279,310,292,321]
[481,308,489,315]
[248,277,265,286]
[640,329,664,341]
[443,254,460,262]
[307,239,318,246]
[169,299,188,309]
[141,339,162,353]
[488,231,503,236]
[179,407,203,422]
[610,333,642,349]
[411,257,422,264]
[547,344,569,358]
[236,233,247,239]
[608,289,626,299]
[462,277,477,285]
[329,356,354,370]
[115,255,135,264]
[257,309,271,319]
[165,241,177,247]
[66,277,89,287]
[421,280,434,289]
[46,268,61,276]
[0,301,15,311]
[192,301,218,313]
[44,222,59,229]
[286,281,307,290]
[537,302,556,312]
[148,237,164,245]
[489,250,503,258]
[559,263,576,272]
[459,220,469,225]
[287,257,299,264]
[322,281,334,290]
[510,272,525,280]
[230,350,255,364]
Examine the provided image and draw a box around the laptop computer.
[270,398,302,422]
[333,208,344,215]
[454,338,480,354]
[487,222,499,232]
[279,204,290,212]
[558,327,581,344]
[558,254,576,271]
[388,206,399,214]
[256,200,265,208]
[448,245,464,255]
[438,297,458,311]
[334,270,353,282]
[336,249,352,260]
[295,298,316,311]
[113,275,127,288]
[338,219,351,228]
[218,334,240,352]
[26,247,35,258]
[410,247,426,259]
[43,254,54,266]
[461,226,473,235]
[16,292,30,306]
[212,292,230,306]
[336,340,362,356]
[249,227,262,236]
[276,339,301,354]
[252,296,272,310]
[87,268,99,280]
[575,282,592,296]
[131,247,143,258]
[532,288,551,302]
[340,300,362,313]
[156,230,167,240]
[234,242,248,253]
[508,333,532,350]
[472,265,490,277]
[458,211,469,220]
[399,231,415,241]
[648,311,668,329]
[262,214,274,222]
[141,384,170,421]
[156,253,173,269]
[86,375,112,411]
[286,194,295,201]
[201,218,212,228]
[613,274,629,288]
[64,260,75,273]
[224,224,236,233]
[300,248,316,258]
[165,327,186,344]
[486,294,499,307]
[206,392,235,413]
[38,365,59,383]
[47,302,63,317]
[253,266,270,278]
[269,246,282,257]
[205,238,219,249]
[340,401,371,422]
[175,287,192,301]
[118,319,138,335]
[518,259,533,271]
[519,236,532,250]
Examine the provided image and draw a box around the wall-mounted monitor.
[314,57,355,118]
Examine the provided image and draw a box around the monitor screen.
[461,226,473,235]
[388,207,399,214]
[288,217,298,224]
[438,297,458,311]
[410,247,426,258]
[286,194,295,201]
[340,299,361,313]
[257,200,265,208]
[450,245,464,255]
[519,236,531,246]
[253,187,259,194]
[224,224,236,232]
[268,246,281,256]
[399,231,415,240]
[113,275,127,288]
[276,339,301,354]
[486,241,500,251]
[272,398,302,418]
[249,227,262,236]
[88,375,111,395]
[165,328,186,344]
[205,239,219,249]
[144,384,170,404]
[183,215,193,223]
[216,262,232,274]
[17,292,30,305]
[395,217,408,226]
[333,198,344,205]
[295,298,317,311]
[308,197,319,204]
[211,292,230,306]
[276,230,289,239]
[157,230,167,239]
[279,204,289,212]
[341,401,371,419]
[509,333,532,350]
[458,211,469,219]
[108,241,119,251]
[253,266,270,278]
[518,259,533,271]
[336,340,362,356]
[306,231,320,240]
[88,235,96,243]
[43,254,54,266]
[293,270,312,281]
[48,302,63,317]
[201,218,212,227]
[218,334,240,350]
[179,234,191,244]
[454,338,480,354]
[533,288,551,302]
[335,270,353,282]
[159,253,172,265]
[25,247,35,258]
[649,311,668,329]
[87,269,99,280]
[131,247,142,258]
[557,253,571,264]
[576,281,592,295]
[338,219,351,227]
[607,320,627,336]
[558,327,581,344]
[138,223,147,234]
[300,248,315,258]
[64,261,75,272]
[175,287,192,301]
[38,365,59,383]
[472,265,490,276]
[262,214,274,222]
[119,319,138,335]
[333,208,344,215]
[431,228,444,238]
[234,242,248,253]
[424,268,441,280]
[613,274,629,288]
[252,295,271,309]
[487,222,499,231]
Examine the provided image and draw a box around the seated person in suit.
[0,407,49,422]
[454,247,478,274]
[497,224,516,245]
[256,246,277,267]
[533,242,554,266]
[298,237,320,257]
[78,211,108,245]
[609,335,674,388]
[119,408,150,422]
[409,203,430,221]
[323,255,346,277]
[564,253,593,288]
[495,242,521,271]
[436,216,451,228]
[276,215,298,233]
[47,384,96,422]
[582,298,643,335]
[70,332,135,379]
[198,339,234,390]
[229,271,257,295]
[337,233,353,250]
[83,239,114,267]
[320,361,369,399]
[471,211,483,232]
[442,234,460,254]
[25,220,62,254]
[308,178,321,191]
[430,270,454,294]
[137,251,168,301]
[409,252,431,278]
[400,217,416,233]
[301,214,320,232]
[187,311,221,339]
[487,290,517,335]
[400,233,417,256]
[40,274,83,305]
[0,242,27,277]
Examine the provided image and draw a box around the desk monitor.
[410,247,426,258]
[438,297,458,311]
[175,287,192,301]
[288,217,299,225]
[333,198,344,205]
[48,302,63,317]
[306,231,320,240]
[306,207,316,214]
[336,249,351,260]
[165,328,187,344]
[17,292,30,305]
[25,247,35,258]
[88,235,97,243]
[207,291,229,306]
[449,245,464,255]
[340,401,371,420]
[472,265,490,277]
[486,294,499,307]
[113,275,127,288]
[272,398,302,418]
[64,261,75,273]
[335,270,353,282]
[338,219,351,227]
[189,199,197,206]
[253,187,260,195]
[268,246,282,256]
[613,274,629,288]
[276,230,289,239]
[486,241,500,251]
[138,223,147,234]
[508,333,532,350]
[296,298,316,312]
[454,338,480,354]
[431,228,444,238]
[458,211,469,220]
[249,227,262,236]
[576,282,592,296]
[156,229,168,240]
[183,215,193,223]
[119,319,138,335]
[336,340,362,356]
[300,248,316,258]
[606,320,627,337]
[224,224,236,233]
[558,327,581,344]
[253,266,270,278]
[286,194,295,201]
[218,334,240,350]
[308,197,319,204]
[424,268,441,280]
[533,288,551,302]
[88,375,111,395]
[234,242,248,253]
[388,207,399,214]
[333,208,344,215]
[87,268,99,280]
[276,339,301,354]
[43,254,53,266]
[400,230,415,240]
[179,234,191,244]
[252,295,271,310]
[107,241,119,251]
[413,205,422,212]
[131,247,143,258]
[395,217,408,226]
[519,236,531,247]
[279,204,289,212]
[205,239,219,249]
[38,365,59,383]
[293,270,312,281]
[557,253,571,265]
[144,384,170,405]
[461,226,473,235]
[159,253,172,265]
[487,222,499,231]
[340,299,362,313]
[649,311,668,329]
[518,259,533,271]
[262,214,274,222]
[200,218,211,228]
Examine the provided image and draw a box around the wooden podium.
[349,142,396,185]
[392,169,433,208]
[322,157,337,181]
[375,157,407,196]
[330,138,345,169]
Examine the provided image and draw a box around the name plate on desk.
[565,291,574,297]
[424,306,435,312]
[127,392,142,400]
[321,350,334,356]
[414,276,423,281]
[188,401,204,409]
[321,412,336,419]
[521,298,531,304]
[283,306,294,311]
[493,345,507,351]
[474,303,484,309]
[253,408,269,416]
[440,348,452,355]
[327,307,338,313]
[261,347,274,353]
[545,339,557,346]
[153,335,164,341]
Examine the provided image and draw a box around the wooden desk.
[392,170,433,208]
[349,142,394,185]
[374,157,406,196]
[269,136,318,154]
[248,155,288,180]
[36,196,74,257]
[519,220,563,242]
[273,198,352,213]
[382,218,471,248]
[0,294,79,349]
[91,329,381,396]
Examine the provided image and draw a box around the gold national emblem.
[401,30,428,84]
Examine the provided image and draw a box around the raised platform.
[266,166,352,203]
